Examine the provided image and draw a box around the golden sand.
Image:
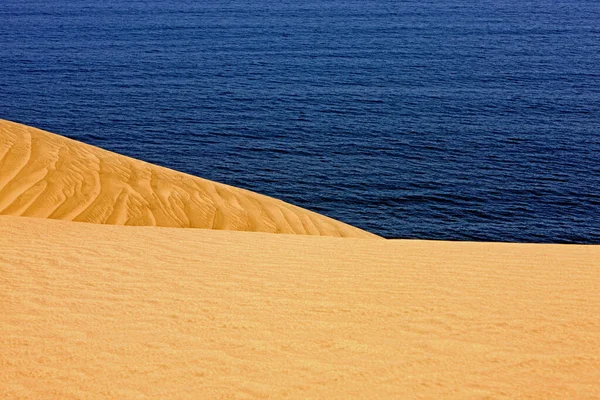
[0,119,376,238]
[1,120,599,399]
[2,217,599,399]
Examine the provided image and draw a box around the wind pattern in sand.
[0,120,378,238]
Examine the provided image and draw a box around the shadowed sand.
[0,119,377,238]
[1,216,599,399]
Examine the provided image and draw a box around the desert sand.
[0,119,376,238]
[1,120,599,399]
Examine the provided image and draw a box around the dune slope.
[0,119,377,238]
[1,216,599,399]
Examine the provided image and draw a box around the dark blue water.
[2,0,600,242]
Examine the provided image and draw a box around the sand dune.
[1,119,599,398]
[1,216,599,399]
[0,119,377,238]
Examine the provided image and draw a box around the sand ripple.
[0,120,378,238]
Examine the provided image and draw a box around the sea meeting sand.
[1,120,599,399]
[0,120,376,238]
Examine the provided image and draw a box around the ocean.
[1,0,599,242]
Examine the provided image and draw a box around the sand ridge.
[0,119,378,238]
[1,216,599,399]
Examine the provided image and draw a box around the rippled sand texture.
[0,120,377,237]
[1,120,599,399]
[1,216,599,399]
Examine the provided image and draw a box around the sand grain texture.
[1,216,599,399]
[0,119,376,238]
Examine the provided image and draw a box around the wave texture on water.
[1,0,599,242]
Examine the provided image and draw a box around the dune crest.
[0,119,377,238]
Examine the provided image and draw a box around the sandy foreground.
[1,216,599,399]
[1,120,599,398]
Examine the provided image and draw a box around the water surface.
[1,0,599,242]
